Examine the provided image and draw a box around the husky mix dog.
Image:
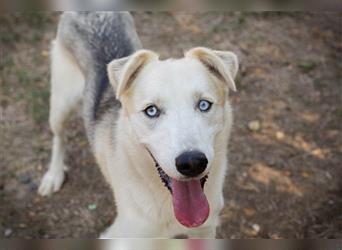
[38,12,238,238]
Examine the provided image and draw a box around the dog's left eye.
[198,100,212,112]
[144,105,160,118]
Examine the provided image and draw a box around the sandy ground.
[0,12,341,238]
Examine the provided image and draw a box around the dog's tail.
[56,12,142,78]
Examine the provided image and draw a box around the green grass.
[0,13,53,125]
[326,108,342,130]
[1,66,50,125]
[13,68,50,124]
[0,13,54,45]
[333,108,342,119]
[298,61,317,73]
[313,78,329,90]
[27,86,50,124]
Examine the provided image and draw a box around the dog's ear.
[185,47,238,92]
[107,50,158,98]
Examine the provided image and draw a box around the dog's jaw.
[156,165,208,194]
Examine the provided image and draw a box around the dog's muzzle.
[144,146,210,228]
[144,147,208,193]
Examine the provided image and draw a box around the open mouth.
[156,166,210,228]
[157,166,208,192]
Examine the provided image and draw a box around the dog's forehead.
[136,58,213,95]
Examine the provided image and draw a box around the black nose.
[175,151,208,177]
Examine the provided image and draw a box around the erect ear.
[107,50,159,99]
[185,47,238,92]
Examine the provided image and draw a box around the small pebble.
[248,120,261,132]
[252,223,260,233]
[87,204,97,210]
[325,172,332,179]
[37,164,43,171]
[4,228,12,237]
[41,50,49,57]
[301,171,310,178]
[276,131,285,140]
[19,223,27,229]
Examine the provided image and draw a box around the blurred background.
[0,12,341,238]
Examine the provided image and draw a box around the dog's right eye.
[144,105,160,118]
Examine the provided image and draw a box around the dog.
[38,12,238,238]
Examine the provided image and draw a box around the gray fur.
[56,12,142,145]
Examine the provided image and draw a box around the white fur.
[38,40,84,196]
[104,48,237,238]
[39,42,238,238]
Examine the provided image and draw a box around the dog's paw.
[38,169,65,196]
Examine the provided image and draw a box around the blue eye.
[198,100,212,112]
[144,105,160,118]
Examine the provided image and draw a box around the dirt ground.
[0,12,341,239]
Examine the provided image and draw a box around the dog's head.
[108,47,238,228]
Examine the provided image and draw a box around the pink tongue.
[171,178,209,228]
